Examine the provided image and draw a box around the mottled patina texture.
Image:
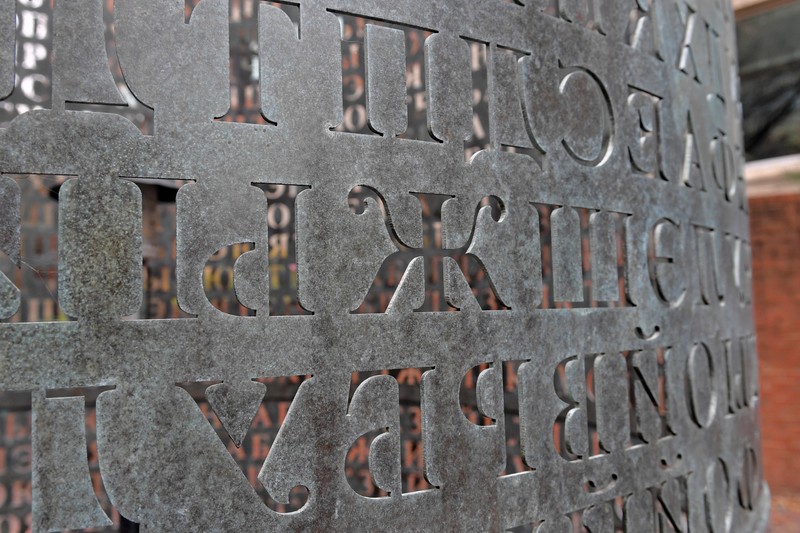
[0,0,768,531]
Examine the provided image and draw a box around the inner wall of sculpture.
[0,0,767,531]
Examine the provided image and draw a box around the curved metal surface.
[0,0,768,531]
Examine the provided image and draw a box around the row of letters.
[0,185,753,319]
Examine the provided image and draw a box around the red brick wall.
[750,192,800,495]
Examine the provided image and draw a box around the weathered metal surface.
[0,0,768,532]
[31,391,114,531]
